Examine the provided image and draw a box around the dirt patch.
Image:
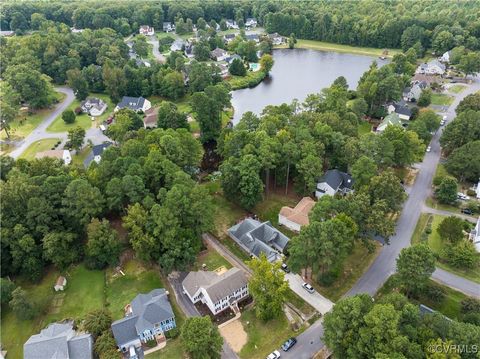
[214,266,228,275]
[219,319,247,353]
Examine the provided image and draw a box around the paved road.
[432,268,479,298]
[281,319,325,359]
[422,205,478,223]
[285,273,333,314]
[147,35,166,63]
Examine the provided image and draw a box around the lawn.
[193,246,233,271]
[71,146,91,167]
[227,70,267,90]
[358,121,372,136]
[1,265,105,359]
[0,91,66,141]
[47,93,114,133]
[146,337,184,359]
[431,93,454,106]
[448,84,466,94]
[19,138,62,160]
[253,193,300,238]
[293,39,400,58]
[314,240,382,301]
[285,289,316,317]
[239,309,296,359]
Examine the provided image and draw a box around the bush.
[74,106,83,115]
[145,339,157,348]
[442,241,478,268]
[423,283,446,303]
[463,312,480,325]
[461,297,480,314]
[165,327,179,339]
[418,89,432,107]
[466,189,476,197]
[432,175,445,186]
[62,110,76,124]
[317,271,338,286]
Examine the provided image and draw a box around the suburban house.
[80,97,107,116]
[376,113,403,133]
[24,321,93,359]
[278,197,316,232]
[245,33,260,43]
[225,19,239,29]
[217,63,229,78]
[226,54,242,64]
[440,50,451,63]
[143,108,158,129]
[416,59,446,75]
[210,47,228,61]
[268,33,285,45]
[228,218,290,262]
[475,179,480,199]
[163,22,174,32]
[35,149,72,165]
[469,217,480,253]
[315,169,354,198]
[404,81,428,102]
[54,276,67,291]
[245,18,257,28]
[184,42,195,58]
[111,289,176,355]
[139,25,154,36]
[170,39,185,52]
[70,28,84,34]
[0,30,15,37]
[223,33,236,43]
[387,100,412,120]
[115,96,152,113]
[182,267,249,315]
[83,142,112,168]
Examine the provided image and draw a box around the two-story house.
[182,268,249,315]
[111,289,176,356]
[315,169,354,198]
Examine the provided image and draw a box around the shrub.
[62,110,76,124]
[423,283,446,303]
[418,89,432,107]
[442,241,478,268]
[74,106,83,115]
[165,327,179,339]
[317,271,338,286]
[466,189,476,197]
[463,312,480,325]
[432,175,445,186]
[145,339,157,348]
[461,297,480,314]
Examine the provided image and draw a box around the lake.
[231,48,388,124]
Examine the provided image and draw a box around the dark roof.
[211,47,227,58]
[318,169,353,191]
[92,142,112,156]
[116,96,147,111]
[245,34,259,41]
[111,316,138,347]
[394,101,412,116]
[224,34,236,40]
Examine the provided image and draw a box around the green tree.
[67,126,86,151]
[366,169,406,212]
[437,216,465,244]
[445,140,480,182]
[132,35,149,58]
[229,58,246,76]
[67,68,89,101]
[181,316,223,359]
[94,331,118,359]
[401,25,425,52]
[432,30,455,54]
[351,155,378,189]
[108,109,143,142]
[1,278,16,305]
[436,177,458,204]
[444,241,479,269]
[82,309,112,338]
[440,110,480,155]
[458,52,480,77]
[418,89,432,107]
[102,65,126,103]
[62,179,104,229]
[161,71,185,100]
[396,244,436,296]
[62,109,76,124]
[85,218,121,269]
[9,287,36,320]
[0,82,20,138]
[259,54,274,74]
[157,101,188,129]
[248,254,289,321]
[43,232,79,270]
[456,93,480,114]
[288,33,297,49]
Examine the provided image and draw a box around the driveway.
[147,35,166,63]
[432,268,479,298]
[285,274,333,314]
[422,206,478,223]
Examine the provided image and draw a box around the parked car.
[426,146,431,152]
[461,208,473,215]
[281,263,290,273]
[302,282,315,294]
[266,350,281,359]
[281,337,297,351]
[457,193,470,200]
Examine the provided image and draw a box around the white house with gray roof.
[416,59,446,75]
[182,267,249,315]
[111,289,176,355]
[315,169,354,198]
[228,218,289,262]
[115,96,151,113]
[24,321,93,359]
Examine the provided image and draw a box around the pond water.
[231,48,388,124]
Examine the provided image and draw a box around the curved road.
[147,35,166,63]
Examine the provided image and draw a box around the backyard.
[293,39,400,57]
[19,138,62,160]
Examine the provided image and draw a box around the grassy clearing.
[448,85,466,94]
[253,193,300,238]
[239,309,296,359]
[193,246,233,271]
[227,70,267,90]
[431,93,454,106]
[0,91,66,141]
[425,196,461,213]
[314,240,382,301]
[71,146,91,167]
[19,138,62,160]
[47,93,114,133]
[292,39,400,58]
[285,289,316,317]
[358,121,372,136]
[146,337,184,359]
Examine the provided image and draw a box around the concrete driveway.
[285,273,333,314]
[147,35,166,63]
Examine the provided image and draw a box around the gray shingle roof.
[24,321,93,359]
[394,101,413,117]
[182,271,219,298]
[318,169,353,191]
[111,316,139,347]
[117,96,146,111]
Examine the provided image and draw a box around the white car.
[266,350,281,359]
[426,146,431,152]
[457,193,470,200]
[302,282,315,293]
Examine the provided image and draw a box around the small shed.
[54,276,67,291]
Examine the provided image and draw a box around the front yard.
[430,93,454,106]
[19,138,62,160]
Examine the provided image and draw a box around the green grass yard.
[47,93,114,133]
[71,146,91,167]
[145,337,184,359]
[193,246,233,271]
[19,138,62,160]
[358,121,372,136]
[431,93,454,106]
[292,39,400,58]
[448,85,466,94]
[253,193,300,238]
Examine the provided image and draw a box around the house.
[170,39,185,52]
[163,22,174,32]
[440,50,451,63]
[228,218,289,262]
[226,54,242,64]
[469,217,480,253]
[245,18,257,28]
[387,100,412,120]
[0,30,15,37]
[24,321,93,359]
[412,74,438,86]
[144,107,158,129]
[217,63,229,78]
[115,96,152,113]
[35,150,72,165]
[83,142,112,168]
[404,81,428,102]
[184,42,195,58]
[139,25,154,36]
[54,276,67,291]
[245,34,260,43]
[315,169,354,198]
[268,33,285,45]
[111,289,176,355]
[416,59,446,75]
[376,113,403,133]
[225,19,239,29]
[210,47,228,61]
[279,197,315,232]
[182,267,249,315]
[80,97,107,116]
[70,28,84,34]
[223,33,236,43]
[476,179,480,199]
